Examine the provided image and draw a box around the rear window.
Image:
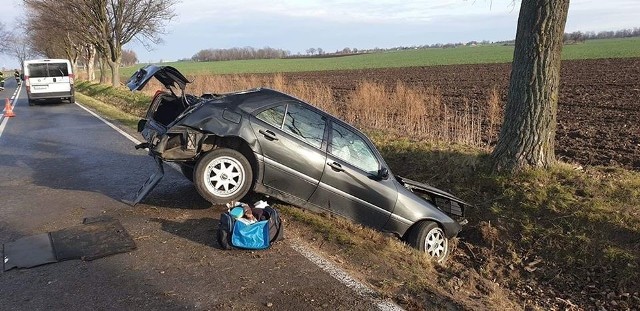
[28,63,69,78]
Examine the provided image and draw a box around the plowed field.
[282,58,640,170]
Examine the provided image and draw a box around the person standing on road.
[0,71,5,90]
[14,69,20,84]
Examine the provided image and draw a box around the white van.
[23,59,75,105]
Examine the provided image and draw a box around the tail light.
[24,75,30,92]
[69,73,74,84]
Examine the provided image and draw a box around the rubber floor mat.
[3,233,57,271]
[50,217,136,261]
[2,217,136,271]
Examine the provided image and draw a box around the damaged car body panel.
[126,65,471,262]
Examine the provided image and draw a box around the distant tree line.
[182,26,639,63]
[191,47,291,62]
[563,27,640,43]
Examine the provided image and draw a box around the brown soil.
[281,58,640,171]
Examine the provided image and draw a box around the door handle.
[328,161,344,172]
[259,129,278,141]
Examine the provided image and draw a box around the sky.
[1,0,639,67]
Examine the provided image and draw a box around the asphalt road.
[0,80,392,311]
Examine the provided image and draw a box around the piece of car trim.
[262,156,320,186]
[316,182,392,217]
[389,213,413,226]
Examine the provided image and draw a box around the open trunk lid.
[126,65,190,91]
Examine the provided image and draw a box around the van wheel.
[69,96,75,103]
[194,148,252,204]
[28,100,35,106]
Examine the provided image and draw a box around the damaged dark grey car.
[126,65,469,262]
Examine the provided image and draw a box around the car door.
[308,120,398,229]
[251,101,328,201]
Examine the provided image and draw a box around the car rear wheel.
[194,148,252,204]
[406,221,449,263]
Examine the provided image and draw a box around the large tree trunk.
[98,57,107,84]
[86,45,96,81]
[107,57,121,86]
[491,0,570,172]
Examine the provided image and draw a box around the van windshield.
[28,63,69,78]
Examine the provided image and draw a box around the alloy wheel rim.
[203,156,245,197]
[424,227,447,261]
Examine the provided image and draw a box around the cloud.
[173,0,519,25]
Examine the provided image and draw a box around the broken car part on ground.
[125,65,470,262]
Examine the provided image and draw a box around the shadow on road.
[148,217,222,249]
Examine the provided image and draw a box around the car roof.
[227,88,304,114]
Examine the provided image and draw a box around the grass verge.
[77,83,640,311]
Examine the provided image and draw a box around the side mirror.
[377,167,389,180]
[137,119,147,132]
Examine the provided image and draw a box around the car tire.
[179,163,194,182]
[194,148,253,204]
[28,100,35,106]
[406,221,449,263]
[70,96,75,103]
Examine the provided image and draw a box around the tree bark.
[98,56,107,84]
[108,58,121,86]
[85,44,96,81]
[491,0,570,172]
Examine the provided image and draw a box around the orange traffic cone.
[4,98,15,117]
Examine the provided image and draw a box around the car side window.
[282,104,326,149]
[256,104,286,128]
[330,123,379,174]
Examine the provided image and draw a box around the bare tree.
[491,0,571,171]
[121,49,138,66]
[0,22,11,55]
[25,0,175,86]
[24,0,88,74]
[96,0,176,85]
[4,34,38,68]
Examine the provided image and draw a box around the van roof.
[24,59,72,64]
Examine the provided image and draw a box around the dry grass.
[485,86,502,144]
[141,74,491,147]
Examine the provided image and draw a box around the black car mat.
[2,216,136,271]
[2,233,57,271]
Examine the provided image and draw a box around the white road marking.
[74,101,181,171]
[76,99,404,311]
[0,114,9,136]
[75,102,140,144]
[290,240,405,311]
[0,83,22,138]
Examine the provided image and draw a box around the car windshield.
[28,63,68,78]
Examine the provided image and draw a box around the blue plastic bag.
[231,220,270,249]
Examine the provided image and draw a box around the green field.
[121,38,640,77]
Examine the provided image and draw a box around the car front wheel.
[406,221,449,263]
[194,148,252,204]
